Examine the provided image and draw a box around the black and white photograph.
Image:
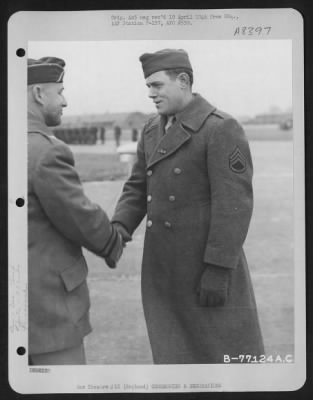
[7,8,305,394]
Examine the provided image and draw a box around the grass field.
[77,140,294,364]
[75,153,126,182]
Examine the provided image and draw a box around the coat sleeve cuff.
[111,216,135,236]
[97,225,117,258]
[111,220,130,233]
[203,246,240,269]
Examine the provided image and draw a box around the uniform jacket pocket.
[60,256,88,291]
[60,256,90,324]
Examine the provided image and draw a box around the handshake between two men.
[104,222,132,269]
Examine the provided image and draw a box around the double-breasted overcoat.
[113,94,264,363]
[28,113,113,355]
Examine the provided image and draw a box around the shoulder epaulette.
[212,109,232,120]
[29,131,61,145]
[28,131,54,143]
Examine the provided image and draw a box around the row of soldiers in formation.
[52,125,139,145]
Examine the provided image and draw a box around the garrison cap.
[139,49,193,78]
[27,57,65,85]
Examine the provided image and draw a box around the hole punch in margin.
[16,198,25,207]
[17,346,26,356]
[16,48,25,57]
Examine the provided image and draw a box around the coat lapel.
[147,124,191,168]
[145,94,216,169]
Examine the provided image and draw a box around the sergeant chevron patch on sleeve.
[229,146,246,173]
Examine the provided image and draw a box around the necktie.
[165,116,176,133]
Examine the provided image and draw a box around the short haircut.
[165,68,194,87]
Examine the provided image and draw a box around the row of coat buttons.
[146,167,180,229]
[147,220,172,228]
[146,168,182,177]
[147,195,176,202]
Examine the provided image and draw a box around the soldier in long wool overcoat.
[112,49,264,363]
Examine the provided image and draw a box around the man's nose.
[62,96,68,107]
[148,87,157,98]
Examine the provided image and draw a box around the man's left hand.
[197,264,231,307]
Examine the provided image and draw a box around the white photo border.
[8,8,305,394]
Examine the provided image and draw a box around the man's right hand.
[112,222,132,243]
[104,226,124,269]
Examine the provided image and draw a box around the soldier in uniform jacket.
[112,49,265,363]
[27,57,123,365]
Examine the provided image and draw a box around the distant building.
[244,112,293,127]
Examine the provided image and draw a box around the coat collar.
[175,93,216,132]
[145,94,216,169]
[28,111,53,136]
[144,93,216,135]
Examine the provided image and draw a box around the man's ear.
[177,72,190,89]
[32,85,45,105]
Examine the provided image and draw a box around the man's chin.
[156,108,167,116]
[45,117,62,127]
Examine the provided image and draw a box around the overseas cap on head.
[28,57,65,85]
[139,49,193,78]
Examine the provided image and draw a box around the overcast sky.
[28,40,292,118]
